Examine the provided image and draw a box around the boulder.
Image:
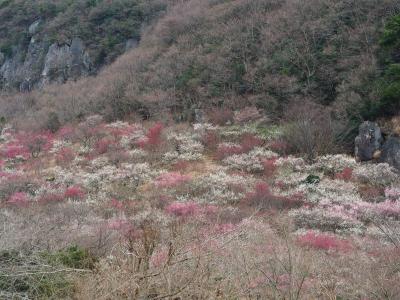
[355,121,383,161]
[381,137,400,170]
[125,38,139,52]
[194,108,205,123]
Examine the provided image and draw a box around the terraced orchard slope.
[0,0,166,91]
[1,115,400,298]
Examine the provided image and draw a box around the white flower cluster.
[49,139,72,154]
[120,129,146,149]
[309,154,356,173]
[193,123,218,134]
[276,172,310,189]
[220,128,254,138]
[193,169,253,204]
[123,163,159,183]
[163,151,203,162]
[47,162,159,194]
[275,156,305,172]
[77,145,91,155]
[105,121,130,129]
[222,153,264,172]
[163,132,204,163]
[127,149,148,160]
[296,178,361,205]
[221,147,277,173]
[289,207,365,234]
[353,163,399,186]
[0,125,14,143]
[91,156,110,169]
[248,147,278,159]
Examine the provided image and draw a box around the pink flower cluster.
[165,202,200,217]
[109,198,125,210]
[57,125,76,140]
[94,137,116,155]
[154,172,191,188]
[216,143,243,160]
[165,201,220,219]
[370,200,400,220]
[105,123,137,137]
[201,131,220,151]
[64,186,86,200]
[56,147,75,165]
[37,192,65,204]
[240,134,263,153]
[213,223,236,234]
[263,158,277,178]
[2,144,29,159]
[23,131,54,154]
[151,248,169,268]
[297,231,352,252]
[268,140,289,154]
[107,219,132,231]
[385,187,400,201]
[107,219,142,240]
[7,192,29,207]
[216,134,263,160]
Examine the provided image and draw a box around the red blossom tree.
[240,133,263,153]
[154,172,191,188]
[244,182,303,210]
[335,167,353,181]
[56,147,75,165]
[263,158,277,178]
[7,192,29,207]
[137,122,164,150]
[64,186,86,200]
[297,231,352,252]
[165,202,200,217]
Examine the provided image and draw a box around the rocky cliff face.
[0,21,92,92]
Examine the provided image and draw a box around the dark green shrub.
[303,175,321,185]
[381,15,400,49]
[46,112,61,133]
[45,246,96,270]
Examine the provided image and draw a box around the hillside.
[0,0,399,144]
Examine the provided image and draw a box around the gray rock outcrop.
[40,38,91,86]
[0,21,91,91]
[28,20,41,36]
[355,121,383,162]
[381,137,400,170]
